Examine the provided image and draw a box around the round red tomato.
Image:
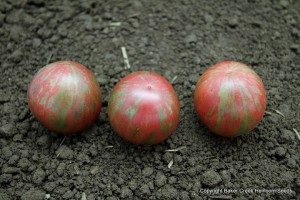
[194,61,266,137]
[27,61,102,135]
[108,71,180,145]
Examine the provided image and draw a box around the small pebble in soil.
[279,129,295,144]
[290,44,299,53]
[280,0,289,8]
[142,167,154,177]
[36,134,51,148]
[0,124,17,138]
[286,158,297,169]
[56,145,74,159]
[9,24,23,40]
[161,184,178,199]
[192,180,202,192]
[120,187,133,198]
[140,184,151,195]
[97,76,108,85]
[18,158,31,171]
[179,191,190,200]
[129,179,138,191]
[280,171,294,184]
[32,38,42,48]
[18,108,29,121]
[220,170,231,183]
[275,147,286,157]
[185,33,197,43]
[32,168,46,184]
[0,174,13,184]
[228,17,239,27]
[201,170,222,187]
[56,163,66,176]
[2,166,20,174]
[0,93,10,103]
[168,176,177,184]
[21,188,45,200]
[44,181,58,192]
[204,14,214,23]
[9,49,23,63]
[1,147,13,160]
[8,154,19,165]
[155,171,167,187]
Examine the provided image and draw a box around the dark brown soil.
[0,0,299,199]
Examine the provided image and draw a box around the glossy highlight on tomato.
[108,71,180,145]
[27,61,102,135]
[194,61,266,137]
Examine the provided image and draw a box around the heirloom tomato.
[108,71,180,145]
[27,61,102,135]
[194,61,266,137]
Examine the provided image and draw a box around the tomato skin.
[27,61,102,135]
[108,71,180,145]
[194,61,266,137]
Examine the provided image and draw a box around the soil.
[0,0,299,199]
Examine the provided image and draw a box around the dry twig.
[165,146,187,152]
[264,111,273,116]
[109,22,122,26]
[121,47,131,70]
[201,156,216,160]
[58,136,66,148]
[46,53,52,64]
[104,145,114,149]
[293,128,300,141]
[90,166,99,175]
[82,192,87,200]
[56,136,66,157]
[171,76,178,84]
[271,108,285,117]
[168,159,174,169]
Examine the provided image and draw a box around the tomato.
[27,61,102,135]
[194,61,266,137]
[108,71,180,145]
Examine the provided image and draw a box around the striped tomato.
[27,61,102,135]
[108,71,180,145]
[194,61,266,137]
